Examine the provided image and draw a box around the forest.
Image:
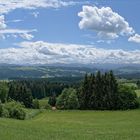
[0,70,139,120]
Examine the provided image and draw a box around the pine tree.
[89,73,96,109]
[94,71,103,109]
[8,83,33,108]
[22,85,33,108]
[79,73,89,109]
[108,70,118,109]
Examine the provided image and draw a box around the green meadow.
[0,110,140,140]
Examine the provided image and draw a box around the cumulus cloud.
[0,41,140,65]
[128,34,140,44]
[0,0,84,15]
[78,6,134,40]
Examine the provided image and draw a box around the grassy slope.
[0,110,140,140]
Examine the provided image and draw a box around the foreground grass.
[0,110,140,140]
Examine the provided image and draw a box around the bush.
[56,88,79,110]
[0,102,9,118]
[0,101,26,120]
[0,102,3,117]
[136,97,140,108]
[1,108,9,118]
[32,99,40,109]
[118,85,139,110]
[44,103,51,110]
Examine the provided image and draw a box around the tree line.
[0,71,139,111]
[0,79,74,108]
[77,71,139,110]
[50,71,139,110]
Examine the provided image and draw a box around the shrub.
[0,102,9,118]
[56,88,79,110]
[0,101,26,120]
[1,108,9,118]
[0,102,3,117]
[118,85,139,109]
[44,103,51,110]
[138,97,140,108]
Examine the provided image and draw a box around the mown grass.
[25,109,43,119]
[0,110,140,140]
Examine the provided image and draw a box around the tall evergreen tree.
[94,71,103,109]
[79,73,89,109]
[8,83,33,108]
[89,73,96,109]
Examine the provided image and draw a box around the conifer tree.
[79,73,89,109]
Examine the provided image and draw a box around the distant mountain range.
[0,64,140,80]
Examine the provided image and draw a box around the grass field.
[0,110,140,140]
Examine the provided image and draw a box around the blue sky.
[0,0,140,65]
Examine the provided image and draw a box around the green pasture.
[0,110,140,140]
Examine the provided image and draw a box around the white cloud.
[0,15,6,29]
[128,34,140,44]
[0,0,84,15]
[0,0,86,40]
[0,41,140,65]
[31,12,39,18]
[78,6,134,40]
[6,19,23,23]
[0,28,36,40]
[0,14,35,40]
[20,33,34,40]
[0,29,36,34]
[97,32,119,40]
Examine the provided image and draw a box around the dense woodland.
[0,70,140,120]
[78,71,139,110]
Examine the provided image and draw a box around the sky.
[0,0,140,65]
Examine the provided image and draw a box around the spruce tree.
[108,70,118,109]
[79,73,89,109]
[89,73,96,109]
[94,71,103,109]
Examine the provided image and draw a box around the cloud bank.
[0,41,140,65]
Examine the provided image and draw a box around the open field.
[0,110,140,140]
